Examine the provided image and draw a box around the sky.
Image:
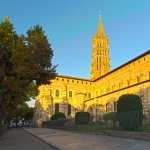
[0,0,150,79]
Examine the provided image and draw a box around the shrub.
[103,112,117,122]
[42,121,51,128]
[75,112,90,125]
[43,119,66,128]
[103,112,117,128]
[50,112,66,121]
[48,112,66,128]
[117,94,143,130]
[49,118,66,128]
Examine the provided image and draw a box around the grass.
[63,122,119,133]
[143,124,150,132]
[63,122,150,134]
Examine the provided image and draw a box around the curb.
[62,129,150,142]
[24,128,61,150]
[101,131,150,141]
[92,131,150,142]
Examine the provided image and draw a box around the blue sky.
[0,0,150,78]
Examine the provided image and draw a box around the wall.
[35,50,150,123]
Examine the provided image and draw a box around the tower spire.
[97,16,105,36]
[90,17,110,80]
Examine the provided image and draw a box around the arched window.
[55,89,59,97]
[69,91,72,97]
[55,103,59,113]
[106,102,112,112]
[88,93,91,98]
[68,104,71,116]
[137,76,140,83]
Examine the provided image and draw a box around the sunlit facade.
[34,18,150,125]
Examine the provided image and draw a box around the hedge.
[103,112,117,122]
[75,112,90,125]
[50,112,66,121]
[45,112,67,128]
[117,94,143,130]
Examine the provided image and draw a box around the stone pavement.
[25,128,150,150]
[0,128,57,150]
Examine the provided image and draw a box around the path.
[26,128,150,150]
[0,128,58,150]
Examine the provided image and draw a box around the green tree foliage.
[12,25,56,85]
[117,94,143,130]
[0,17,18,120]
[19,103,34,120]
[8,102,34,120]
[75,112,90,125]
[0,17,17,81]
[0,17,56,121]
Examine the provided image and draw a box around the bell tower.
[90,17,110,80]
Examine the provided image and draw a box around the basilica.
[34,18,150,125]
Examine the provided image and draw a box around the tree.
[0,17,56,122]
[11,25,56,86]
[117,94,143,130]
[0,17,17,121]
[15,103,34,120]
[25,25,56,85]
